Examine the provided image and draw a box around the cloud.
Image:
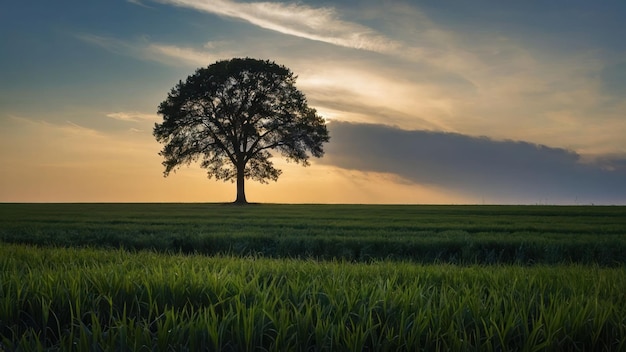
[76,34,140,57]
[150,0,400,53]
[296,64,466,132]
[77,4,625,157]
[106,111,159,122]
[7,115,103,139]
[77,33,233,68]
[322,121,626,204]
[145,43,232,67]
[127,0,154,8]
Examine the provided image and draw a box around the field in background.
[1,204,626,350]
[1,203,625,265]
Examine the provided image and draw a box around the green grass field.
[2,203,626,265]
[1,204,626,350]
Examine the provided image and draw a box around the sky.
[1,0,626,204]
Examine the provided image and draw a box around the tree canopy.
[153,58,330,203]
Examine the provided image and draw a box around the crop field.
[2,203,626,265]
[1,204,626,350]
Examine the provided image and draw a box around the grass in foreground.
[2,244,625,351]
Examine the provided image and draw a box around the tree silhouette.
[154,58,330,204]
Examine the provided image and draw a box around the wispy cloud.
[76,33,140,57]
[146,43,230,66]
[106,111,159,122]
[77,33,232,67]
[150,0,400,53]
[8,115,102,138]
[127,0,154,8]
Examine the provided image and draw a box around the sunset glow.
[1,1,625,204]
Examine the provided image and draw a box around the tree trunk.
[234,163,247,204]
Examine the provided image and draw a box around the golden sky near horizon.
[1,0,625,204]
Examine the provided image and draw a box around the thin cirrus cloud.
[148,0,400,53]
[106,112,159,122]
[146,43,232,67]
[77,33,232,67]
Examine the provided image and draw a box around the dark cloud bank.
[322,121,626,204]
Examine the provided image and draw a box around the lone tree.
[154,58,330,204]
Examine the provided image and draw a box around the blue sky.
[1,0,625,204]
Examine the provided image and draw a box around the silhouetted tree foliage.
[154,58,330,203]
